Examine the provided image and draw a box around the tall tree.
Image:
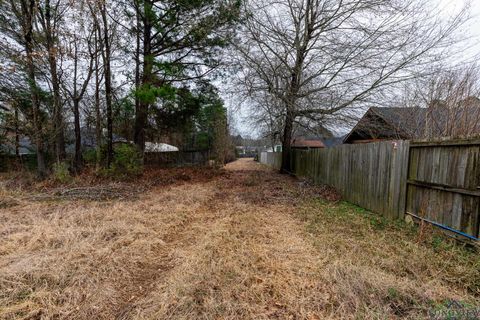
[87,0,114,167]
[133,0,241,153]
[236,0,468,172]
[9,0,48,178]
[61,32,95,171]
[37,0,66,162]
[99,1,114,167]
[93,25,103,171]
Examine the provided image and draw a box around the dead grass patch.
[297,199,480,318]
[0,166,225,202]
[0,158,478,319]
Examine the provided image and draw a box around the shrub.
[52,162,72,183]
[103,143,143,179]
[83,149,97,166]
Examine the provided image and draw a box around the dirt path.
[117,158,327,319]
[0,159,323,319]
[1,159,478,319]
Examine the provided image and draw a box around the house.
[0,135,35,155]
[345,99,480,144]
[293,125,344,148]
[235,145,258,157]
[343,107,427,144]
[291,138,325,149]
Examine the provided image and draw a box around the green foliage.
[113,96,136,140]
[102,144,143,179]
[136,83,177,105]
[154,61,186,78]
[136,0,242,141]
[52,162,71,183]
[180,82,229,153]
[83,149,97,166]
[195,132,210,150]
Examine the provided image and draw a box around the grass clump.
[52,162,72,183]
[102,143,143,179]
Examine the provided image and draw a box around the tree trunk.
[94,27,102,171]
[99,4,113,167]
[134,0,141,140]
[22,0,47,178]
[71,37,82,173]
[134,0,153,154]
[280,109,294,173]
[44,0,65,162]
[73,98,82,171]
[14,107,19,158]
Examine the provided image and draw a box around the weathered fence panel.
[145,150,210,167]
[291,141,410,220]
[406,140,480,239]
[261,139,480,240]
[259,152,282,170]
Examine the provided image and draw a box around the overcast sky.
[439,0,480,61]
[228,0,480,138]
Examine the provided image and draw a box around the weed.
[243,174,259,186]
[52,162,71,183]
[101,143,143,179]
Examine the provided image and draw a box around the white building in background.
[144,142,179,153]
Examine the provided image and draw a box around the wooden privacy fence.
[144,150,210,167]
[291,141,410,220]
[259,151,282,170]
[406,140,480,240]
[259,139,480,240]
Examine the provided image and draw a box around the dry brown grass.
[0,158,478,319]
[297,200,480,319]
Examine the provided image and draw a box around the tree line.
[0,0,474,177]
[0,0,240,178]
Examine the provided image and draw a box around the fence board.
[259,152,282,170]
[260,139,480,240]
[406,142,480,239]
[144,150,210,167]
[284,141,409,220]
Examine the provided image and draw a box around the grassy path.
[0,159,479,319]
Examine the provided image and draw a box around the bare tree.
[250,94,284,149]
[87,0,115,168]
[422,66,480,138]
[93,25,103,171]
[235,0,469,172]
[61,31,95,171]
[99,1,114,168]
[385,65,480,139]
[37,0,67,162]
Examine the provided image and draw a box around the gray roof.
[369,107,427,137]
[344,107,427,143]
[345,101,480,143]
